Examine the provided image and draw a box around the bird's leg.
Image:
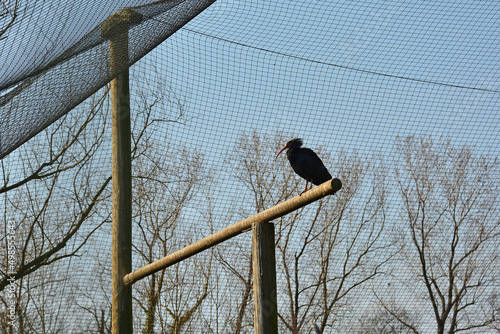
[300,180,309,195]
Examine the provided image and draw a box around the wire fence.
[1,0,499,333]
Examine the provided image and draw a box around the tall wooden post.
[109,39,133,334]
[252,222,278,334]
[102,9,142,334]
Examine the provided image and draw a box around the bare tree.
[275,148,393,333]
[312,150,393,333]
[132,141,212,334]
[120,65,214,333]
[0,86,111,332]
[0,0,19,41]
[217,131,297,333]
[356,305,419,334]
[392,136,500,334]
[223,132,394,333]
[0,67,192,332]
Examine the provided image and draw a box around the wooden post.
[252,222,278,334]
[109,40,133,334]
[101,9,142,334]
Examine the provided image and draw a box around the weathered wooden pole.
[252,222,278,333]
[101,9,142,334]
[124,178,342,285]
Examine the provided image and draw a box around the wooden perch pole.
[101,8,142,334]
[123,178,342,286]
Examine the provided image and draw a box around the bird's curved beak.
[275,146,287,161]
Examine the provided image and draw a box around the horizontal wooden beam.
[123,178,342,285]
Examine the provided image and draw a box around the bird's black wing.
[289,148,332,185]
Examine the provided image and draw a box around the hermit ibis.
[276,138,332,194]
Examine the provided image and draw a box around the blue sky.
[116,0,500,239]
[137,0,500,162]
[2,0,498,160]
[3,0,499,257]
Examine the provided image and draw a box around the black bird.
[276,138,332,193]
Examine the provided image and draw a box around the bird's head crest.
[286,138,303,148]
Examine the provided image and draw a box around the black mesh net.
[0,0,216,159]
[1,0,499,333]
